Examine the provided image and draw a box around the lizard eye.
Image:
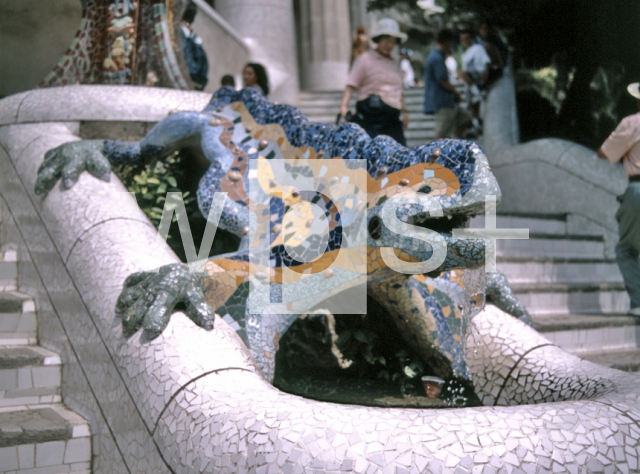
[368,216,382,240]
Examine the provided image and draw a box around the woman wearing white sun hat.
[340,18,409,146]
[598,82,640,316]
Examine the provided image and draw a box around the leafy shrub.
[112,152,239,262]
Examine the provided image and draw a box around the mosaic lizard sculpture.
[35,87,530,382]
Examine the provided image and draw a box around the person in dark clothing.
[476,20,507,87]
[181,2,209,90]
[221,74,236,88]
[424,29,471,139]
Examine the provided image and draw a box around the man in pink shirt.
[598,82,640,316]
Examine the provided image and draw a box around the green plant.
[515,66,570,114]
[590,64,626,137]
[112,153,239,262]
[112,153,197,260]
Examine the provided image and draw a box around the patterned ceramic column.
[39,0,191,90]
[297,0,351,91]
[348,0,376,40]
[214,0,300,104]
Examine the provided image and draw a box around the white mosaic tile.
[0,86,211,126]
[1,86,640,473]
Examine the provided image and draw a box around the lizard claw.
[116,263,216,338]
[35,140,110,195]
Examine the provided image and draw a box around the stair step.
[297,87,464,149]
[298,87,455,101]
[299,98,427,111]
[581,348,640,372]
[497,258,622,284]
[0,347,62,407]
[302,116,434,129]
[300,103,431,113]
[298,89,447,146]
[0,236,92,471]
[407,139,434,148]
[0,293,37,346]
[513,282,629,315]
[513,281,625,292]
[0,347,60,369]
[0,293,23,314]
[532,312,637,332]
[304,115,343,124]
[471,214,568,235]
[404,130,434,143]
[299,109,431,122]
[0,404,91,472]
[406,115,436,125]
[0,334,38,347]
[0,249,18,293]
[299,104,356,115]
[496,234,605,259]
[532,313,639,354]
[299,91,343,100]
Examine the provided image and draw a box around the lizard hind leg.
[244,312,299,383]
[486,270,532,325]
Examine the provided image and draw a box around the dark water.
[274,371,448,408]
[274,296,483,409]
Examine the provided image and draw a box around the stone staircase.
[299,87,464,148]
[471,213,640,372]
[0,248,91,473]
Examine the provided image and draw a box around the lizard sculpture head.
[187,88,502,380]
[199,87,500,282]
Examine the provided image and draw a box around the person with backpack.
[181,2,209,90]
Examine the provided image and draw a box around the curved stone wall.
[1,85,640,472]
[483,75,628,258]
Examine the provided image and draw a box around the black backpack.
[182,30,209,90]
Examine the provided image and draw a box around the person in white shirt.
[459,28,491,133]
[400,48,416,88]
[445,53,459,85]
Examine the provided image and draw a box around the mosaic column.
[39,0,191,90]
[348,0,367,34]
[348,0,376,38]
[297,0,351,91]
[214,0,300,104]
